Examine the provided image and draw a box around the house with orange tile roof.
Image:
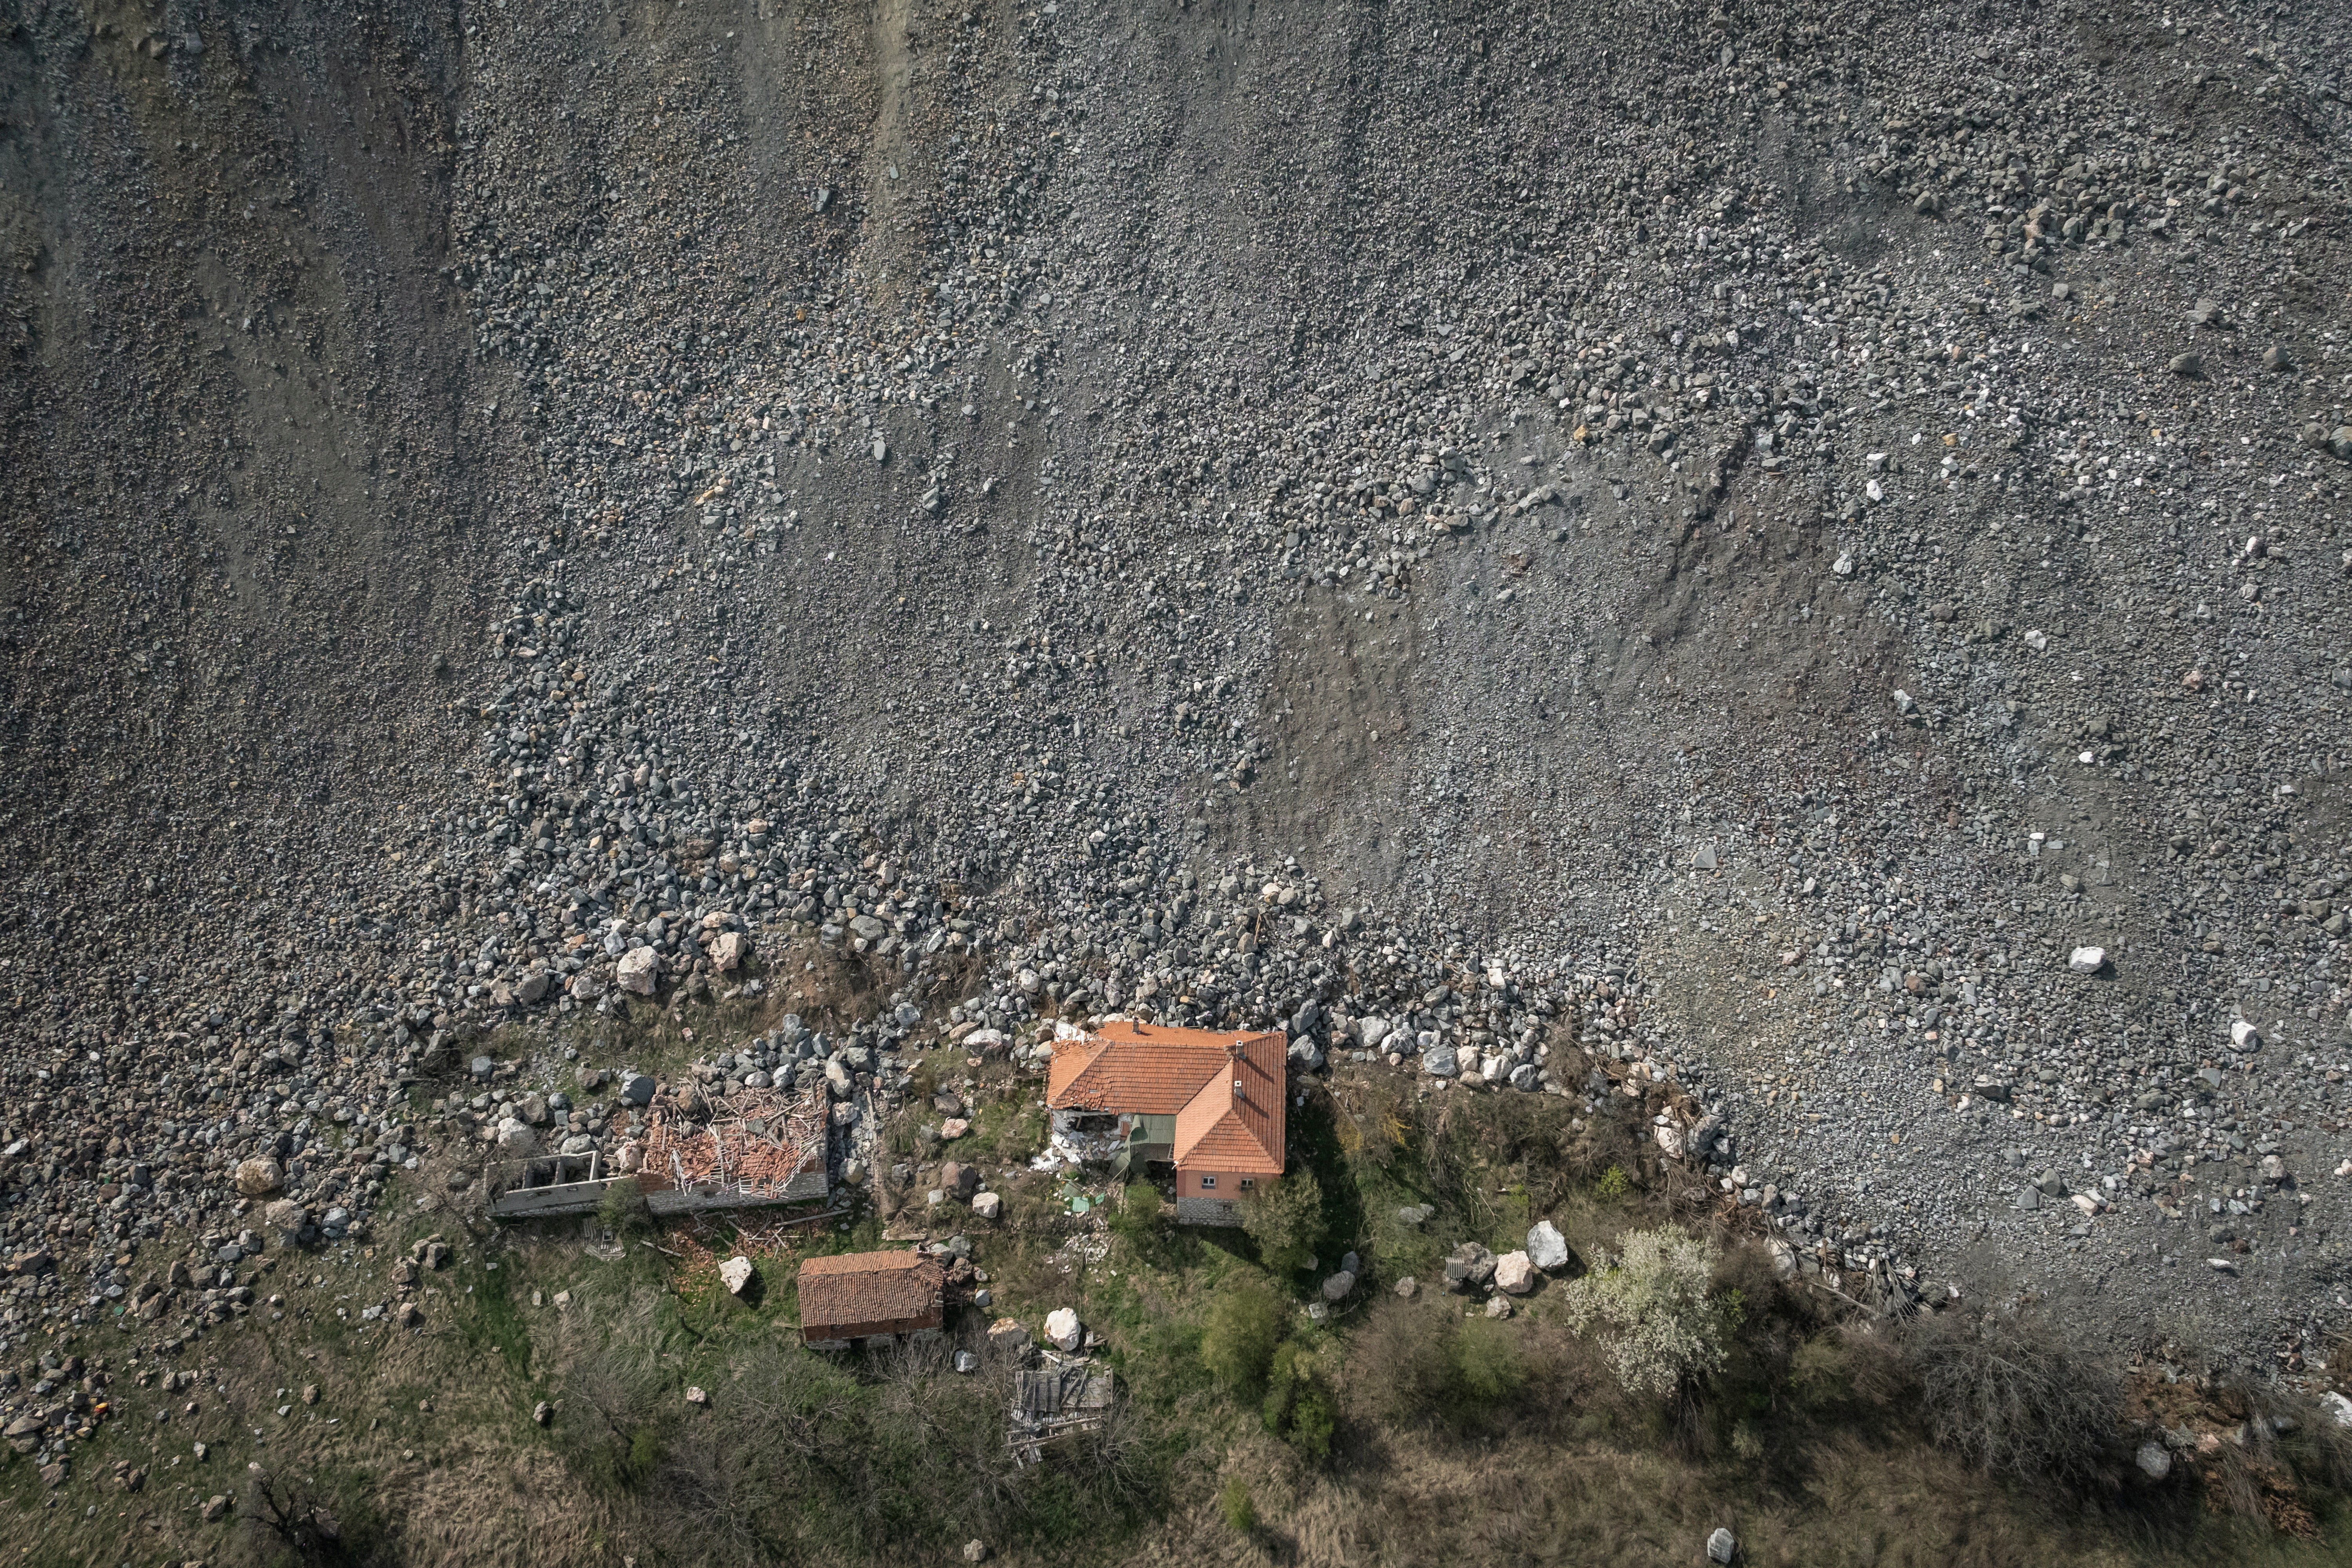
[1045,1021,1286,1226]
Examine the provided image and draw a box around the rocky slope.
[3,0,2351,1373]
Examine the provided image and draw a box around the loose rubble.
[0,0,2347,1399]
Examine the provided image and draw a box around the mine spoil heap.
[1,0,2350,1372]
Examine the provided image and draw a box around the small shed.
[797,1250,946,1349]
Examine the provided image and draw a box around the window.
[1198,1176,1216,1190]
[1238,1178,1255,1190]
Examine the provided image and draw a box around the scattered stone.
[616,947,661,995]
[232,1158,284,1198]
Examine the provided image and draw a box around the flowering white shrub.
[1556,1227,1728,1397]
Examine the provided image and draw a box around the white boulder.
[616,946,661,995]
[1044,1307,1082,1352]
[719,1256,754,1296]
[1494,1251,1538,1295]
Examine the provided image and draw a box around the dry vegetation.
[7,1063,2347,1568]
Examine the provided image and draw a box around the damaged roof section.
[1047,1022,1285,1175]
[637,1079,830,1205]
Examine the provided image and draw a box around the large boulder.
[494,1118,539,1156]
[232,1157,284,1198]
[516,969,554,1005]
[616,947,661,995]
[1494,1251,1538,1295]
[1526,1220,1571,1272]
[711,931,750,973]
[1420,1044,1459,1078]
[1044,1308,1082,1352]
[1320,1270,1356,1302]
[940,1161,980,1200]
[971,1191,1002,1221]
[987,1317,1033,1359]
[719,1256,754,1297]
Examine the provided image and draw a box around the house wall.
[1176,1169,1270,1200]
[1174,1168,1271,1227]
[799,1307,942,1343]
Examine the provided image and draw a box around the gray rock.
[619,1074,656,1107]
[1526,1220,1570,1272]
[1707,1526,1737,1564]
[2136,1441,2172,1481]
[1442,1241,1497,1292]
[1421,1044,1459,1078]
[2168,352,2202,377]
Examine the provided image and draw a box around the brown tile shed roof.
[1047,1022,1285,1176]
[797,1250,944,1332]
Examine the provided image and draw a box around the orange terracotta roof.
[1046,1022,1285,1175]
[797,1250,945,1331]
[1172,1030,1285,1176]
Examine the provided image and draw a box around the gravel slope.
[2,0,2350,1375]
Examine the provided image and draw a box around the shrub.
[1108,1183,1164,1251]
[1349,1298,1457,1428]
[1448,1315,1527,1406]
[1200,1280,1285,1395]
[596,1176,652,1238]
[1239,1166,1325,1274]
[1904,1308,2119,1487]
[1556,1228,1729,1399]
[1348,1298,1528,1434]
[1219,1475,1256,1535]
[1263,1339,1338,1461]
[1594,1164,1631,1199]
